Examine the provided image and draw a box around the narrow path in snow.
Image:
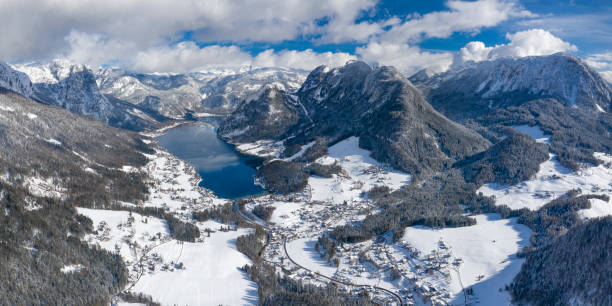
[120,239,172,294]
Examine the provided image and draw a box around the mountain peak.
[415,52,612,119]
[222,60,490,176]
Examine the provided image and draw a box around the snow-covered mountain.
[0,62,33,97]
[12,60,168,130]
[14,60,117,123]
[413,52,612,120]
[96,67,306,118]
[220,61,490,176]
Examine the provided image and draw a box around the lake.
[157,122,264,199]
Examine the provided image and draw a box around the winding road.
[232,201,403,305]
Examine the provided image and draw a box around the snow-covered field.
[131,226,257,306]
[402,214,531,305]
[479,152,612,213]
[310,136,411,204]
[477,124,612,217]
[77,208,170,264]
[78,207,257,306]
[286,238,338,276]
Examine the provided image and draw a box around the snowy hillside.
[415,52,612,119]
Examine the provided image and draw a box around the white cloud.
[64,31,137,69]
[0,0,560,76]
[455,41,494,64]
[356,42,453,76]
[0,0,377,62]
[253,49,356,71]
[91,41,354,73]
[131,42,253,73]
[586,51,612,82]
[380,0,535,43]
[453,29,577,67]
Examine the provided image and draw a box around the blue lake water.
[157,122,264,199]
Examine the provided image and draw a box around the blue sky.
[225,0,611,57]
[1,0,610,79]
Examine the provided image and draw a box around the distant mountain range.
[8,61,305,130]
[96,66,305,119]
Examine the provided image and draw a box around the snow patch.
[579,198,612,220]
[510,124,550,143]
[61,264,84,274]
[0,105,15,112]
[130,226,257,306]
[24,176,65,199]
[46,138,62,146]
[285,141,316,161]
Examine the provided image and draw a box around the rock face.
[96,67,306,118]
[14,60,116,122]
[0,62,33,98]
[12,60,166,130]
[221,61,490,176]
[414,52,612,120]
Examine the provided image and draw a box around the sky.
[0,0,611,80]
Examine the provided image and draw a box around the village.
[79,135,515,305]
[244,188,471,306]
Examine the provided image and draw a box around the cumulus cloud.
[64,31,137,69]
[586,51,612,82]
[93,42,353,73]
[453,29,577,67]
[380,0,535,43]
[356,42,453,76]
[0,0,377,62]
[253,49,356,71]
[0,0,545,74]
[130,42,253,73]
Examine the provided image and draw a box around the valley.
[1,50,611,306]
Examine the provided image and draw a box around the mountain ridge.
[220,61,491,176]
